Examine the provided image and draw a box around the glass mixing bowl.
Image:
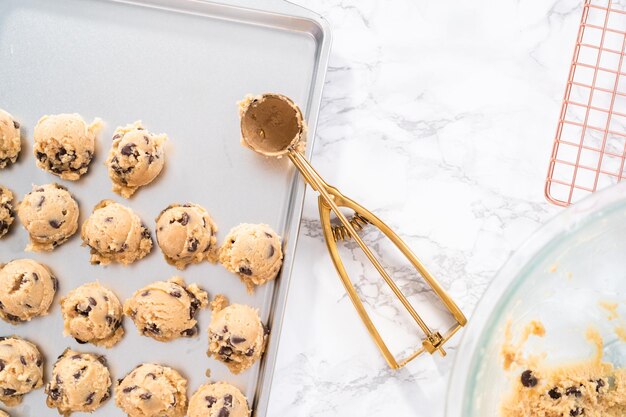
[446,183,626,417]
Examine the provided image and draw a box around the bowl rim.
[445,182,626,417]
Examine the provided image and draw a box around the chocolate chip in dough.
[566,386,582,398]
[520,370,538,388]
[548,387,561,399]
[238,266,252,276]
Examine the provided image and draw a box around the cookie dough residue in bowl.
[500,320,626,417]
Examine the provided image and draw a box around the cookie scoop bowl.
[446,182,626,417]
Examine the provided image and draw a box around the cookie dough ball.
[124,277,207,342]
[0,109,21,169]
[106,121,167,198]
[0,259,56,324]
[45,349,111,415]
[61,282,124,347]
[219,224,283,293]
[188,382,250,417]
[0,336,44,406]
[0,186,15,239]
[207,301,268,374]
[33,114,101,180]
[156,203,218,270]
[115,363,187,417]
[81,200,152,265]
[17,183,79,251]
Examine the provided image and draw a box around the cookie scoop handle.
[287,147,467,369]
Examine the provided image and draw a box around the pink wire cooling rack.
[546,0,626,206]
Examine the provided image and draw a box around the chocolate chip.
[3,388,16,396]
[595,378,605,392]
[5,313,22,322]
[103,295,109,301]
[100,390,110,403]
[75,338,87,344]
[268,245,275,258]
[548,387,561,400]
[37,195,45,207]
[75,304,92,316]
[12,120,19,129]
[206,395,217,407]
[143,323,160,335]
[218,407,230,417]
[0,359,5,372]
[190,295,201,311]
[122,385,137,393]
[73,366,87,379]
[71,354,82,360]
[170,290,182,298]
[141,227,151,239]
[105,216,113,222]
[521,370,538,388]
[245,348,255,356]
[147,154,155,164]
[49,219,62,229]
[20,356,26,366]
[36,357,42,367]
[224,394,233,406]
[97,355,107,366]
[141,290,150,297]
[105,315,115,326]
[88,297,97,306]
[181,327,197,337]
[219,346,233,357]
[140,392,152,400]
[32,272,39,281]
[265,232,273,238]
[230,336,246,344]
[144,135,150,143]
[146,373,157,380]
[264,324,270,335]
[112,134,122,140]
[58,147,67,156]
[188,238,199,252]
[570,407,583,416]
[121,143,136,156]
[179,212,190,226]
[48,386,61,400]
[222,325,229,333]
[239,266,252,276]
[566,386,582,397]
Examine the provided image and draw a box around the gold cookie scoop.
[239,93,467,369]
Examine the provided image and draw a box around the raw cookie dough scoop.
[239,93,467,369]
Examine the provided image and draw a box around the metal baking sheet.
[0,0,330,415]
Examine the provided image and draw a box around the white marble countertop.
[265,0,586,415]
